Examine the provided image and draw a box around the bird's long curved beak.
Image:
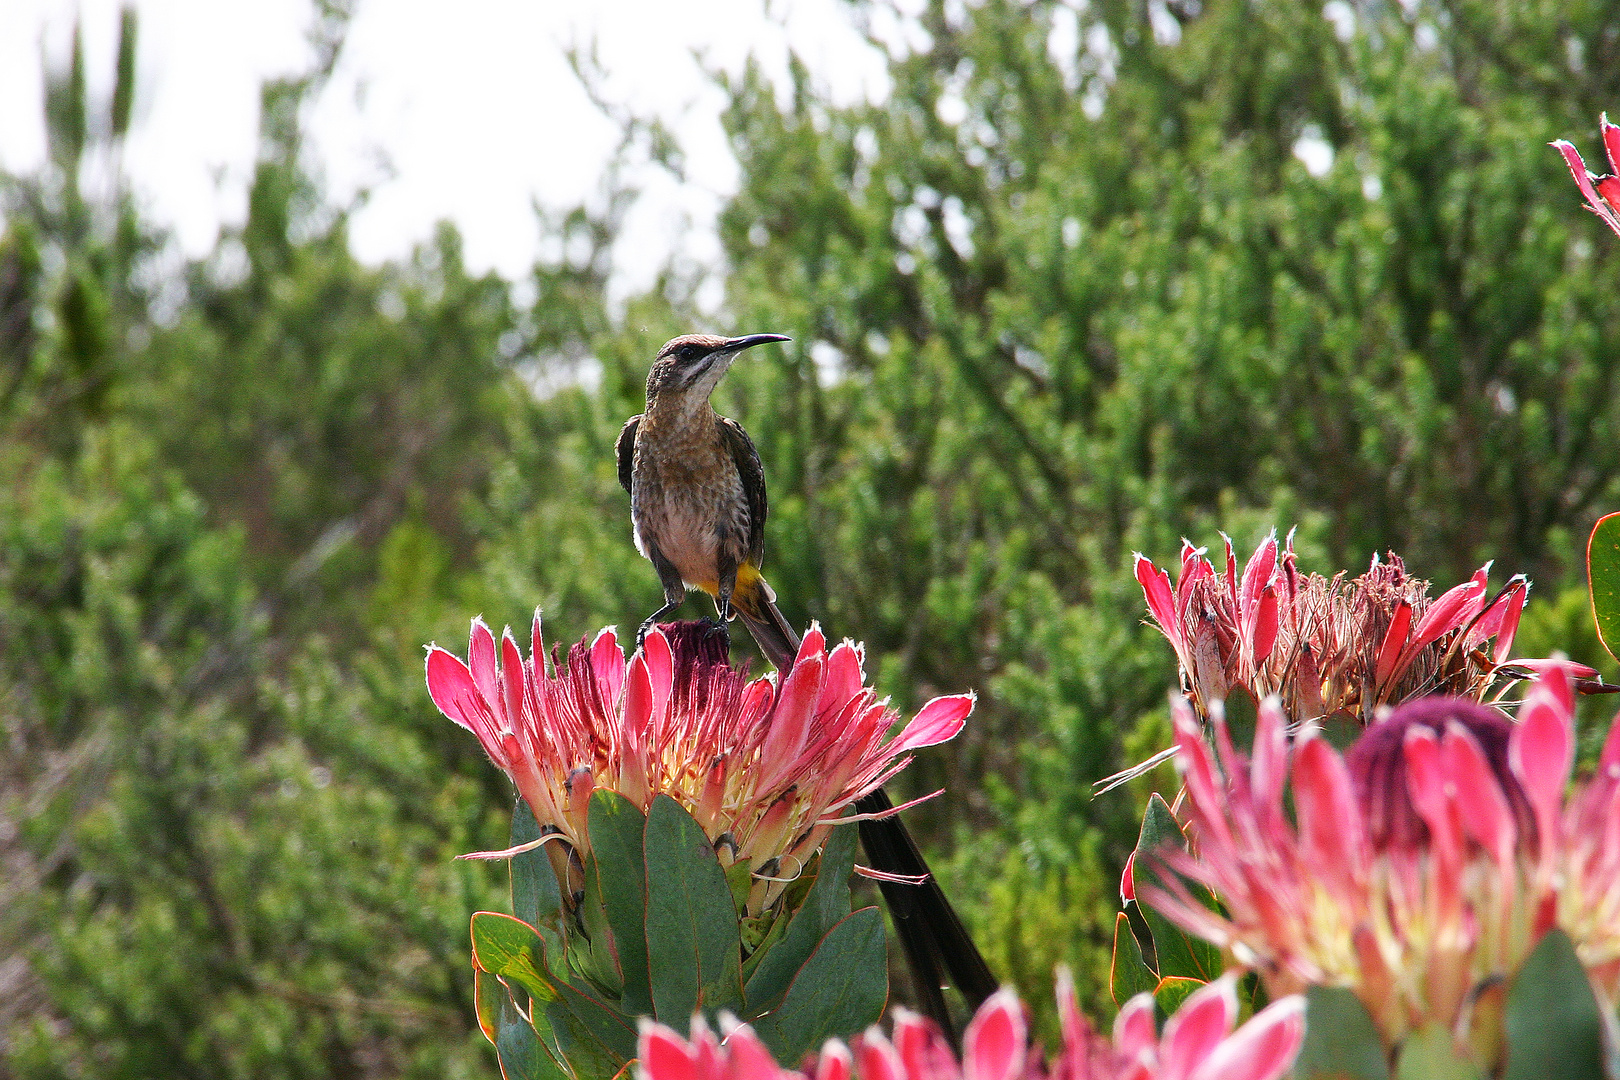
[722,333,792,352]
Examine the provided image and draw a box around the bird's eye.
[678,344,699,361]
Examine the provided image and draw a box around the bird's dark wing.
[615,414,641,495]
[717,415,767,568]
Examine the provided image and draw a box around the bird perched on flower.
[616,333,800,666]
[614,332,1000,1035]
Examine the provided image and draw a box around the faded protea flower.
[1133,531,1569,726]
[1145,667,1620,1067]
[634,972,1303,1080]
[1552,115,1620,238]
[427,616,971,913]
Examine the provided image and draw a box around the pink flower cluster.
[1134,531,1551,724]
[635,974,1302,1080]
[1146,665,1620,1063]
[427,617,970,911]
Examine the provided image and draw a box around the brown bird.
[617,332,997,1040]
[616,333,800,660]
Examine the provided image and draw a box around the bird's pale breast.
[632,424,751,591]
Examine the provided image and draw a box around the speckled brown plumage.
[616,333,797,667]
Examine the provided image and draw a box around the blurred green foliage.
[4,0,1620,1072]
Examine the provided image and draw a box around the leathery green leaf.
[474,911,635,1074]
[495,988,572,1080]
[1152,975,1204,1019]
[1588,513,1620,661]
[1394,1024,1484,1080]
[471,911,558,1005]
[1110,910,1158,1006]
[754,906,887,1063]
[587,789,651,1016]
[744,822,857,1011]
[1504,929,1606,1080]
[538,981,637,1075]
[1292,985,1391,1080]
[510,797,561,929]
[1131,794,1224,982]
[643,794,743,1022]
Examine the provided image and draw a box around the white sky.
[0,0,895,297]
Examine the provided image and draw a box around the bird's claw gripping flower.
[632,971,1304,1080]
[1552,115,1620,238]
[1133,530,1571,727]
[426,615,971,912]
[1146,666,1620,1066]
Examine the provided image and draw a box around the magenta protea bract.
[1133,531,1573,726]
[1552,115,1620,238]
[427,616,970,911]
[633,972,1304,1080]
[1146,667,1620,1068]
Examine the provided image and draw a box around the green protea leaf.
[495,988,571,1080]
[1131,793,1224,982]
[726,857,756,911]
[744,822,858,1012]
[542,979,638,1068]
[1293,985,1391,1080]
[1394,1025,1484,1080]
[472,912,578,1076]
[1153,975,1204,1018]
[474,966,505,1045]
[511,797,561,929]
[574,843,624,998]
[740,906,789,979]
[1588,512,1620,662]
[643,794,744,1023]
[586,790,651,1016]
[752,906,887,1064]
[471,910,635,1077]
[1503,929,1606,1080]
[1109,911,1158,1005]
[471,911,559,1006]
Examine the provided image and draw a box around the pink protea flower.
[1133,531,1563,726]
[1145,667,1620,1067]
[1552,115,1620,238]
[426,616,971,912]
[633,974,1303,1080]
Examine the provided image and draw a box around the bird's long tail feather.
[855,789,998,1042]
[733,576,995,1040]
[732,571,801,672]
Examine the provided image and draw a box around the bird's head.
[645,333,790,404]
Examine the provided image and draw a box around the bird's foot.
[701,616,731,652]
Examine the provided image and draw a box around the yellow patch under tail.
[694,561,764,602]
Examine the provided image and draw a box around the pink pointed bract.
[1148,666,1620,1065]
[1134,530,1575,726]
[632,972,1302,1080]
[1552,114,1620,238]
[426,615,971,911]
